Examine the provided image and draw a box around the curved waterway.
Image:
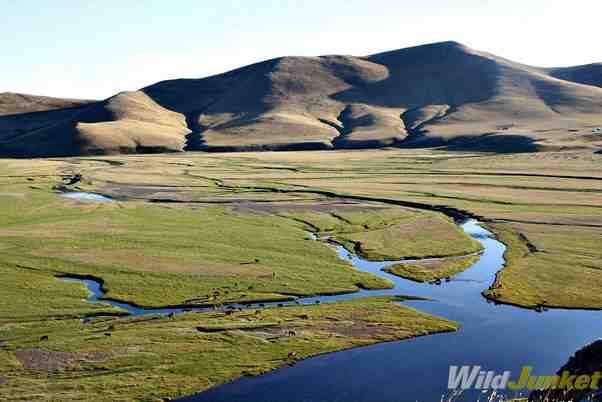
[178,221,602,402]
[58,192,602,401]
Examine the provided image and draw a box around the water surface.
[178,221,602,402]
[60,191,114,202]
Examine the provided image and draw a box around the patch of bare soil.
[14,348,128,371]
[232,201,385,214]
[316,322,392,339]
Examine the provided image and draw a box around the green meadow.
[1,148,601,400]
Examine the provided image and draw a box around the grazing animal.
[287,330,297,337]
[167,312,175,320]
[255,310,261,315]
[224,310,234,316]
[277,303,284,307]
[40,335,49,341]
[108,325,115,331]
[299,314,309,320]
[288,352,297,359]
[104,333,112,337]
[65,174,82,185]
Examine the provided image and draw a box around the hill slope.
[0,92,93,116]
[1,42,601,157]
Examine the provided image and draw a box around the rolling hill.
[1,41,601,157]
[0,92,94,116]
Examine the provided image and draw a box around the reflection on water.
[60,192,114,202]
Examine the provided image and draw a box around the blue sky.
[2,0,600,99]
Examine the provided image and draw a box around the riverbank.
[1,149,601,401]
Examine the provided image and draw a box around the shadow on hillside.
[398,133,540,153]
[184,131,205,151]
[332,42,498,109]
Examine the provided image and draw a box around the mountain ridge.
[1,41,601,157]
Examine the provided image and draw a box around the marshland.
[1,149,601,401]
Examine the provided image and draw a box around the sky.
[2,0,601,99]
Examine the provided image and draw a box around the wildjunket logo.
[448,366,602,391]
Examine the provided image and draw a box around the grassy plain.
[1,147,601,400]
[0,296,458,401]
[3,149,600,309]
[385,255,481,283]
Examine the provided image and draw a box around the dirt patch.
[316,322,392,339]
[105,184,197,199]
[232,201,386,214]
[14,348,128,371]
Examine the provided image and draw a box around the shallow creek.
[59,192,602,401]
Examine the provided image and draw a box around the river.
[59,192,602,401]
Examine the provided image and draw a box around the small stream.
[60,191,114,202]
[58,192,602,402]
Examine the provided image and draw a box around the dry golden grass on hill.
[1,41,601,156]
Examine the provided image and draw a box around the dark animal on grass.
[167,312,175,319]
[298,314,309,320]
[224,310,234,316]
[65,174,82,185]
[287,330,297,337]
[40,336,49,341]
[288,352,297,359]
[104,333,111,337]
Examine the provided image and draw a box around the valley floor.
[0,148,601,400]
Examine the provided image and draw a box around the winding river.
[60,192,602,401]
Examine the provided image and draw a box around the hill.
[1,41,601,157]
[0,92,93,116]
